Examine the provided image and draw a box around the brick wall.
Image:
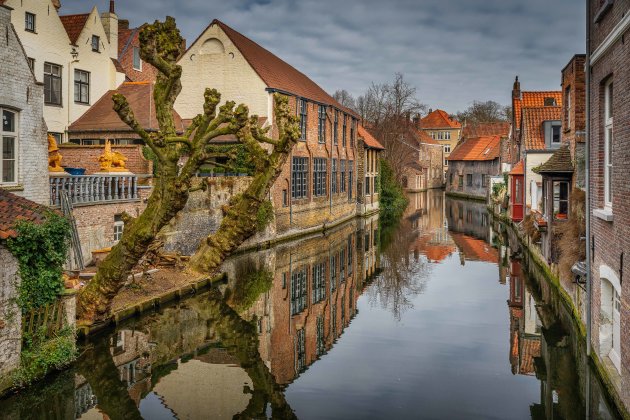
[58,144,153,175]
[119,28,159,83]
[588,0,630,378]
[0,6,49,205]
[72,187,151,264]
[269,96,359,236]
[446,159,500,199]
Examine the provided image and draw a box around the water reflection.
[0,193,623,419]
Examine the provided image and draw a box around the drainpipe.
[585,0,592,357]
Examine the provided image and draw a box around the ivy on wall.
[6,212,71,313]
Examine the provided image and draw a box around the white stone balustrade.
[49,174,139,206]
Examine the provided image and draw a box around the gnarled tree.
[77,17,299,323]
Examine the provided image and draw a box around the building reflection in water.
[0,193,622,420]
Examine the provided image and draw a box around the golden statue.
[98,139,129,172]
[48,134,65,172]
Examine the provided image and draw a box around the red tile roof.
[514,91,562,129]
[509,160,524,175]
[519,337,541,375]
[0,190,52,240]
[69,82,185,133]
[450,233,498,263]
[59,13,89,45]
[462,122,509,139]
[420,109,461,129]
[522,106,562,150]
[358,125,384,150]
[210,20,356,117]
[447,135,501,162]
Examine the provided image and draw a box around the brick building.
[418,109,462,172]
[561,54,586,187]
[175,20,363,238]
[0,3,48,205]
[401,127,444,192]
[587,0,630,384]
[357,126,384,216]
[446,135,502,200]
[117,20,159,82]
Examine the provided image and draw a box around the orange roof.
[420,109,461,129]
[462,122,509,139]
[59,13,89,45]
[415,128,440,145]
[423,245,456,263]
[519,337,541,375]
[0,190,52,240]
[69,82,185,133]
[509,160,524,175]
[358,125,384,150]
[447,135,500,162]
[209,20,356,117]
[450,233,498,263]
[514,91,562,129]
[522,106,562,150]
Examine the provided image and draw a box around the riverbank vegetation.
[379,159,408,225]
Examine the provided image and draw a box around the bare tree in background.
[357,73,426,181]
[332,89,357,111]
[456,100,510,125]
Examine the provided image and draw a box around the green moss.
[6,212,71,313]
[11,327,76,389]
[255,200,274,232]
[229,269,273,312]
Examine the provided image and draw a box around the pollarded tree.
[77,17,300,322]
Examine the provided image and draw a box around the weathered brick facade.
[588,0,630,389]
[0,5,48,204]
[117,21,159,82]
[58,144,153,175]
[561,54,586,187]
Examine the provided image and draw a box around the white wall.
[524,152,551,211]
[5,0,124,141]
[175,22,270,120]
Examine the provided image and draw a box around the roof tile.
[447,135,501,161]
[522,106,562,150]
[534,145,573,174]
[420,109,461,129]
[0,190,52,239]
[59,13,89,45]
[358,125,384,150]
[462,122,509,139]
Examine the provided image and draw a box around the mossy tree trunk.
[77,17,299,323]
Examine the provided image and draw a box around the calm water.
[0,192,621,419]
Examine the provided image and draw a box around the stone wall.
[0,246,21,390]
[58,144,153,175]
[161,177,252,256]
[446,159,500,199]
[0,5,49,205]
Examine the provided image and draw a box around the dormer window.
[91,35,100,52]
[133,47,142,71]
[544,97,557,106]
[543,121,562,148]
[25,12,36,32]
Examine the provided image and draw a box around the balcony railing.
[50,174,139,206]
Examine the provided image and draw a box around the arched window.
[600,265,621,373]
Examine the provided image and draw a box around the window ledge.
[593,207,614,222]
[0,184,24,192]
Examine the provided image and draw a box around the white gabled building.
[3,0,125,143]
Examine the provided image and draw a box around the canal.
[0,192,622,419]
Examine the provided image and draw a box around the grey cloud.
[61,0,585,112]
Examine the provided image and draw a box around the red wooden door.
[511,175,524,221]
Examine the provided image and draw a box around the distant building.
[117,19,159,82]
[175,19,363,239]
[401,127,444,192]
[446,135,502,200]
[357,126,384,216]
[508,79,562,217]
[417,109,462,171]
[4,0,126,143]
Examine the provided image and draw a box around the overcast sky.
[61,0,586,113]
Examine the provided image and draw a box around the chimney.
[428,108,433,114]
[119,19,129,30]
[412,113,421,129]
[512,76,521,100]
[101,1,119,60]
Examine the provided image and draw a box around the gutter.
[585,0,593,357]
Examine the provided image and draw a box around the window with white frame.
[444,145,451,153]
[1,109,18,184]
[133,47,142,71]
[604,78,613,208]
[113,214,124,242]
[318,105,326,143]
